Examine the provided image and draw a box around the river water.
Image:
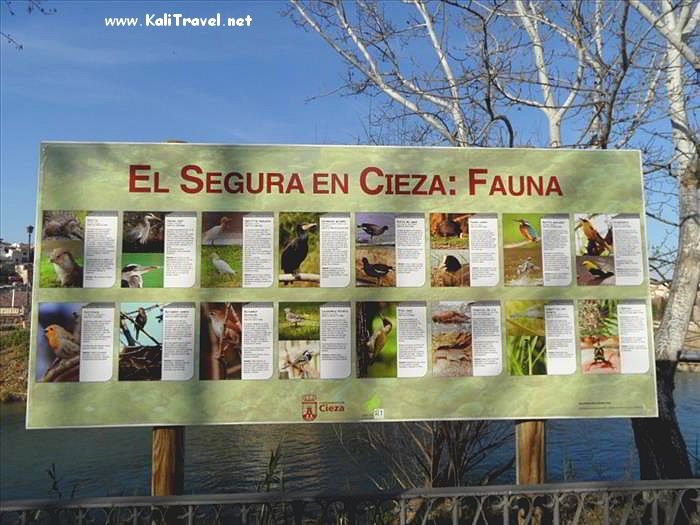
[2,372,698,500]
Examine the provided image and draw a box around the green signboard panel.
[27,143,657,428]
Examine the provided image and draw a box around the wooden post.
[150,138,187,499]
[516,420,546,484]
[151,426,185,495]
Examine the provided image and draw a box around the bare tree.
[289,0,699,480]
[1,0,56,50]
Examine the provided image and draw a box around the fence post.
[516,420,546,484]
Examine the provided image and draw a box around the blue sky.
[1,1,371,241]
[1,1,670,250]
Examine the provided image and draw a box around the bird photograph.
[278,212,320,287]
[355,213,396,287]
[279,340,320,379]
[200,302,243,380]
[36,303,83,382]
[121,212,166,288]
[430,213,471,249]
[44,244,84,288]
[431,251,469,287]
[278,302,321,341]
[503,213,544,286]
[121,263,161,288]
[575,214,614,257]
[42,210,85,241]
[577,256,616,286]
[356,302,397,378]
[200,213,243,288]
[432,302,473,377]
[119,302,164,381]
[122,212,164,252]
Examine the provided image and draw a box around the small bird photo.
[578,299,620,374]
[121,212,165,288]
[430,213,471,249]
[431,302,473,377]
[431,250,469,287]
[40,239,84,288]
[200,302,242,380]
[200,212,243,288]
[279,340,320,379]
[575,214,616,286]
[119,302,163,381]
[356,301,397,378]
[278,302,321,341]
[356,213,396,287]
[502,213,544,286]
[279,212,320,287]
[36,303,84,382]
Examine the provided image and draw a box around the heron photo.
[200,212,243,288]
[503,213,544,286]
[278,212,320,287]
[356,212,396,287]
[578,299,620,374]
[356,301,397,378]
[118,302,163,381]
[200,302,242,380]
[575,214,615,286]
[505,300,547,376]
[278,302,320,341]
[431,302,473,377]
[35,303,83,382]
[121,212,165,288]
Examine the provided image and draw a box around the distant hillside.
[0,328,28,402]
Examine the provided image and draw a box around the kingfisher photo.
[121,212,165,288]
[200,212,243,288]
[356,213,396,287]
[39,210,86,288]
[575,213,616,286]
[502,213,544,286]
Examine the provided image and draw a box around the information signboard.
[27,143,657,428]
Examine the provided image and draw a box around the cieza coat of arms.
[302,394,318,421]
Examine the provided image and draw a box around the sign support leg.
[151,426,185,495]
[516,420,545,484]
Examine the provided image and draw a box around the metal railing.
[1,479,698,524]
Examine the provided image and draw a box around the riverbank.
[0,328,28,402]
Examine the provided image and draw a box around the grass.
[505,300,546,336]
[121,253,164,288]
[201,245,242,288]
[0,328,29,401]
[279,302,321,340]
[507,335,547,376]
[430,234,468,249]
